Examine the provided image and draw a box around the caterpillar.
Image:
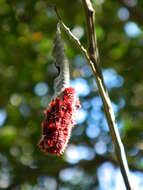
[38,24,80,156]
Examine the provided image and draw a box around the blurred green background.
[0,0,143,189]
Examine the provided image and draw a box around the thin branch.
[82,0,98,61]
[53,6,92,66]
[83,1,132,189]
[54,5,133,190]
[53,6,99,76]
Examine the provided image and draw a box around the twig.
[82,0,101,72]
[53,4,133,190]
[82,1,132,189]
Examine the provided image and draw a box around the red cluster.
[38,88,80,156]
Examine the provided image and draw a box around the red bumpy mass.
[38,88,80,156]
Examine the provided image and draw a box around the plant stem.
[82,1,132,189]
[54,3,133,189]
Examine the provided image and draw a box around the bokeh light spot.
[75,108,87,124]
[103,69,124,89]
[70,78,90,96]
[0,109,7,127]
[118,7,129,21]
[124,21,141,38]
[59,167,83,184]
[34,82,48,96]
[95,141,107,155]
[38,176,57,190]
[72,26,84,39]
[65,144,95,164]
[10,93,21,106]
[86,124,100,139]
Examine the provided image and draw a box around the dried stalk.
[82,1,132,189]
[54,2,133,189]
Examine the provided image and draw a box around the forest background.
[0,0,143,189]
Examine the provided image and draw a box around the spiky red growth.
[38,88,80,156]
